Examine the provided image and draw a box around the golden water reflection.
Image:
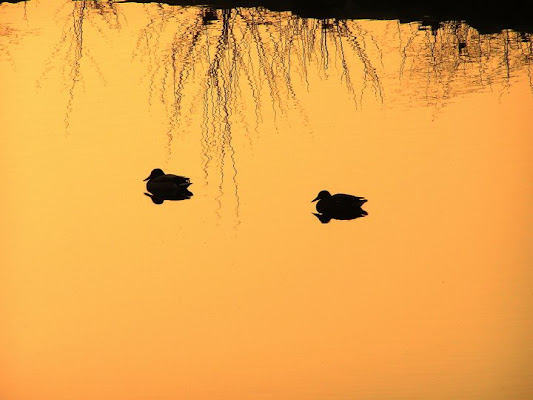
[1,1,532,400]
[14,0,530,219]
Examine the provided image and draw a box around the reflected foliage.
[0,1,28,69]
[8,2,533,134]
[397,22,533,109]
[129,5,533,163]
[36,0,123,133]
[0,24,19,69]
[131,5,387,224]
[7,1,530,221]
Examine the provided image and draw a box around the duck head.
[144,168,165,181]
[312,190,331,202]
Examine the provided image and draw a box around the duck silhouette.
[312,190,368,223]
[144,168,192,204]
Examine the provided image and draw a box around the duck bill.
[311,196,319,202]
[143,176,150,181]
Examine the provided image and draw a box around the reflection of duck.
[144,188,193,205]
[312,190,368,223]
[144,168,192,205]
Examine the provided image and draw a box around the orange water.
[1,1,532,399]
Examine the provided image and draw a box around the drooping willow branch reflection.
[29,1,532,224]
[0,25,18,70]
[0,0,31,70]
[36,0,123,134]
[132,6,389,223]
[398,21,533,109]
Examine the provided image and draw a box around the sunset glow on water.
[1,1,532,399]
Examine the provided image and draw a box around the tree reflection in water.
[399,21,533,110]
[130,5,531,223]
[36,0,123,133]
[25,0,533,222]
[0,1,28,70]
[131,5,390,222]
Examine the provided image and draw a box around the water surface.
[1,1,532,399]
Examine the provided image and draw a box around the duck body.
[144,168,190,188]
[144,168,192,204]
[312,190,367,223]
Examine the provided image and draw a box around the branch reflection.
[35,0,123,134]
[10,1,530,224]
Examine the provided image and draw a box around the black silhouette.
[144,168,193,204]
[144,188,193,204]
[128,0,533,34]
[312,190,368,223]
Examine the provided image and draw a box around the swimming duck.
[144,168,192,204]
[144,168,191,189]
[312,190,368,223]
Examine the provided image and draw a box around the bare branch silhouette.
[20,1,531,226]
[36,0,124,135]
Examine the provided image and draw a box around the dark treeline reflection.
[10,1,532,221]
[127,0,533,34]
